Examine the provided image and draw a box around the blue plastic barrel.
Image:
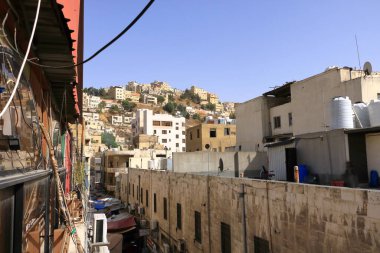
[298,165,308,183]
[369,170,379,188]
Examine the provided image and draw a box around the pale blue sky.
[84,0,380,102]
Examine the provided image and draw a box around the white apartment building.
[83,112,99,121]
[111,115,123,125]
[133,109,186,152]
[143,94,157,105]
[109,86,125,100]
[83,93,101,109]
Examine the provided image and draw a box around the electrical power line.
[0,0,42,118]
[28,0,155,69]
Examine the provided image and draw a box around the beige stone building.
[124,90,140,103]
[191,85,208,101]
[121,168,380,253]
[236,67,380,184]
[109,86,125,100]
[186,123,236,152]
[207,93,219,104]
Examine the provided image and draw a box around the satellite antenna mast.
[355,34,362,72]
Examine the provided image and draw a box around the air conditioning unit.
[177,239,186,252]
[93,213,108,243]
[163,243,170,253]
[150,219,158,230]
[138,207,145,215]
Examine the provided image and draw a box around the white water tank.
[368,100,380,127]
[353,102,370,128]
[330,97,354,129]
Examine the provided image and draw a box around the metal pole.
[240,184,247,253]
[44,175,51,253]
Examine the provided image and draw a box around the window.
[254,236,270,253]
[288,113,293,126]
[146,190,149,207]
[182,147,186,152]
[177,203,182,230]
[154,130,157,134]
[190,132,193,140]
[194,211,202,243]
[154,193,157,213]
[197,129,200,138]
[137,186,139,200]
[224,128,230,136]
[176,143,179,147]
[210,128,217,138]
[162,130,167,134]
[141,188,143,204]
[162,139,167,143]
[182,139,185,143]
[378,93,380,100]
[182,131,185,135]
[133,184,134,197]
[176,127,179,130]
[273,116,281,129]
[163,198,168,220]
[162,121,172,126]
[153,120,160,126]
[221,222,231,253]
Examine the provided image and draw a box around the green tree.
[121,99,136,112]
[101,132,118,148]
[157,95,165,105]
[163,102,176,114]
[98,101,106,110]
[109,105,120,114]
[192,113,201,120]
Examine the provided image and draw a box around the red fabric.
[107,217,136,232]
[65,133,72,193]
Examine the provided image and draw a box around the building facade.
[186,123,236,152]
[133,109,186,152]
[109,86,125,100]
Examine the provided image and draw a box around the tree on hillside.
[101,132,118,148]
[98,101,106,110]
[121,99,136,112]
[192,113,201,120]
[180,89,201,104]
[109,105,120,114]
[163,102,176,114]
[168,94,175,102]
[157,95,165,105]
[201,103,216,111]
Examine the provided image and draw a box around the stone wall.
[124,169,380,253]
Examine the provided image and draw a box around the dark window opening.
[163,198,168,220]
[141,188,143,204]
[210,128,217,138]
[153,193,157,213]
[177,203,182,230]
[254,236,270,253]
[195,211,202,243]
[288,113,293,126]
[274,116,281,129]
[221,222,231,253]
[146,190,149,207]
[224,128,230,136]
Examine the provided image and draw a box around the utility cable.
[27,0,155,69]
[0,0,41,118]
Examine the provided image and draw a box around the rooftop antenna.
[355,34,362,72]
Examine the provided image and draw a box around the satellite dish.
[363,61,372,75]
